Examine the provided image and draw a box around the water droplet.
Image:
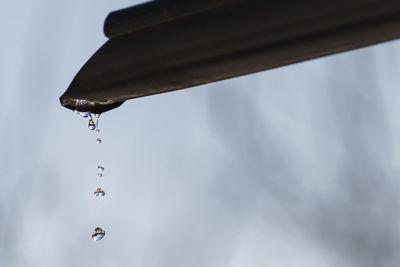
[94,188,105,197]
[97,165,104,177]
[88,120,96,130]
[92,227,105,241]
[95,113,101,119]
[96,137,102,144]
[95,129,100,132]
[74,110,91,119]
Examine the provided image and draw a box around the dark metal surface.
[60,0,400,113]
[104,0,241,38]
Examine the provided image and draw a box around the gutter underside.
[60,0,400,113]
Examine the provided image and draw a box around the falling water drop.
[88,120,96,130]
[94,188,105,197]
[92,227,105,241]
[96,137,102,144]
[97,165,104,177]
[96,129,100,133]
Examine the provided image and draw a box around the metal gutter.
[60,0,400,113]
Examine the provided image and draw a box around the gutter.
[60,0,400,113]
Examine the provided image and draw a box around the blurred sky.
[1,0,400,266]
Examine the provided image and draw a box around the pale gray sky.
[1,1,400,266]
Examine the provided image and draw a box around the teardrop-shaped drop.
[88,120,96,130]
[93,188,105,197]
[92,227,105,241]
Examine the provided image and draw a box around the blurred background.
[1,0,400,266]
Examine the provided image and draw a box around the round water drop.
[92,227,105,241]
[97,173,103,177]
[95,129,100,133]
[94,188,105,197]
[88,120,96,130]
[96,137,102,144]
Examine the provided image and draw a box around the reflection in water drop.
[92,227,105,241]
[96,137,102,144]
[94,188,105,196]
[88,120,96,130]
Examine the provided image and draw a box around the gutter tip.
[60,94,125,114]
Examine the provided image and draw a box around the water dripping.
[94,113,101,129]
[92,227,105,241]
[97,165,104,177]
[88,119,96,131]
[94,188,105,197]
[94,113,102,143]
[73,110,108,240]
